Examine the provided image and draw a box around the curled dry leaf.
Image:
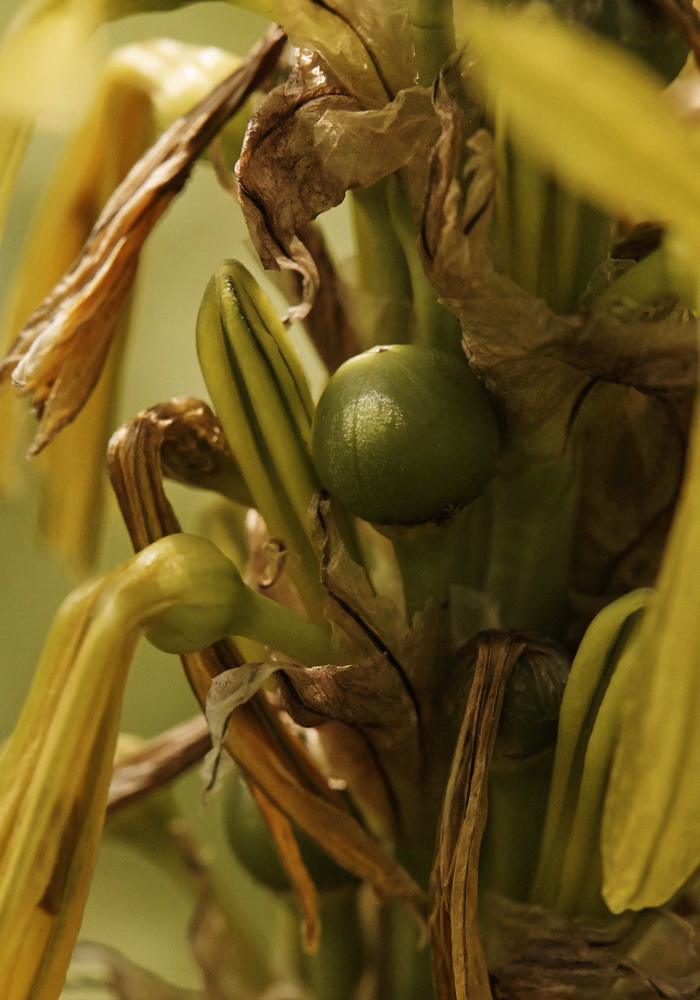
[429,631,530,1000]
[273,220,362,373]
[236,47,438,318]
[0,26,286,456]
[108,396,250,551]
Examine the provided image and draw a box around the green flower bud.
[311,345,500,526]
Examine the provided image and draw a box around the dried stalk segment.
[429,632,529,1000]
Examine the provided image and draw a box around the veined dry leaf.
[236,47,438,318]
[429,631,530,1000]
[0,25,286,456]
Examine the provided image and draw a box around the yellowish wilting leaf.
[462,5,700,258]
[0,115,31,255]
[531,589,651,916]
[429,631,529,1000]
[602,400,700,912]
[0,532,248,1000]
[0,25,285,458]
[0,36,249,569]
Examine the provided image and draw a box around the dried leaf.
[274,221,362,373]
[483,895,700,1000]
[271,0,415,107]
[107,715,211,814]
[429,632,530,1000]
[193,643,427,924]
[108,397,251,551]
[1,26,286,455]
[236,48,438,317]
[568,384,687,635]
[249,782,320,955]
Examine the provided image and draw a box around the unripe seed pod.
[311,345,500,526]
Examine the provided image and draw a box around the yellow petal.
[0,533,249,999]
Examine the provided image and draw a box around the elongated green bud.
[196,260,326,618]
[311,344,500,526]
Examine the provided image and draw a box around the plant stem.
[408,0,456,85]
[479,751,555,901]
[378,507,470,624]
[387,174,463,356]
[349,182,414,350]
[299,889,365,1000]
[484,451,577,641]
[495,126,610,314]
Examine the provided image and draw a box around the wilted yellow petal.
[0,0,103,127]
[0,532,252,999]
[0,37,254,570]
[601,400,700,912]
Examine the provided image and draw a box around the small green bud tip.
[311,345,500,526]
[140,534,245,654]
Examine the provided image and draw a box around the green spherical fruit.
[223,774,358,893]
[311,345,500,525]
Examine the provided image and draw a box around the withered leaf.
[249,781,321,955]
[1,26,286,455]
[108,397,251,551]
[236,48,438,318]
[107,715,211,815]
[568,382,688,641]
[483,894,700,999]
[429,632,529,1000]
[272,220,362,373]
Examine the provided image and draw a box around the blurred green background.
[0,1,336,989]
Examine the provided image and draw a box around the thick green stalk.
[379,507,471,624]
[299,889,365,1000]
[479,752,555,902]
[349,182,414,350]
[484,451,577,640]
[387,174,464,356]
[408,0,456,85]
[495,120,610,315]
